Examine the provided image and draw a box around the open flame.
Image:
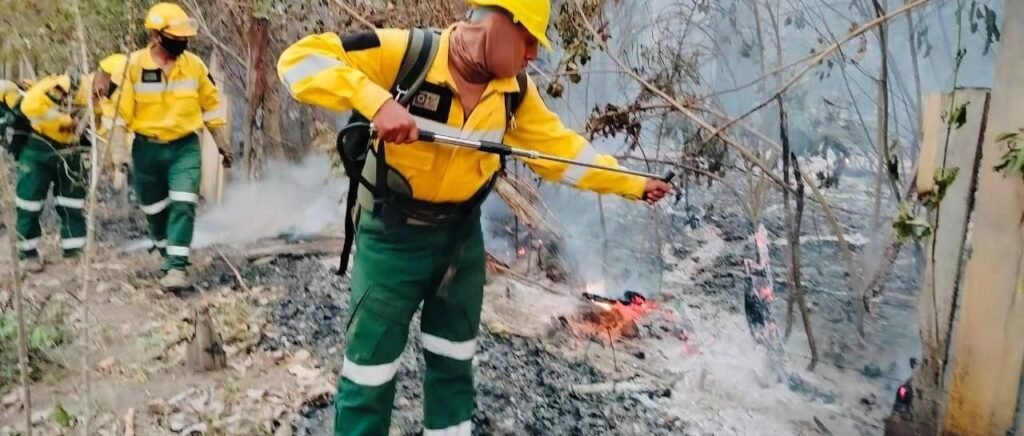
[569,290,658,343]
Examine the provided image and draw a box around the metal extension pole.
[418,130,676,182]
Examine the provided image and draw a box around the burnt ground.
[239,257,686,436]
[1,171,919,435]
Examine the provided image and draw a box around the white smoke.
[191,156,345,247]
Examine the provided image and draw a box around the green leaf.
[51,404,75,428]
[996,131,1020,143]
[893,203,932,242]
[946,102,969,129]
[920,167,960,209]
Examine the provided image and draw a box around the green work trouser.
[131,133,201,272]
[15,135,87,258]
[335,210,486,436]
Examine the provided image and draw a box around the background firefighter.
[14,73,92,273]
[277,0,672,434]
[117,2,233,292]
[93,53,133,191]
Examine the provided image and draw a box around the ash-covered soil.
[241,257,686,435]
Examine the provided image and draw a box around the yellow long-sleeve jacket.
[118,45,225,141]
[20,74,91,145]
[277,27,646,203]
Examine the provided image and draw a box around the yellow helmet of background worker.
[144,2,198,38]
[466,0,552,49]
[98,53,128,85]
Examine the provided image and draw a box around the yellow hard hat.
[466,0,552,49]
[144,2,198,38]
[98,53,128,85]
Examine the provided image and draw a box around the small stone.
[290,350,312,364]
[2,391,20,406]
[862,364,884,379]
[246,389,266,400]
[633,351,647,360]
[96,357,117,373]
[169,388,196,405]
[148,399,168,416]
[168,413,188,432]
[181,422,208,435]
[208,401,225,416]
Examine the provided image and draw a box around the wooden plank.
[200,50,230,205]
[910,90,988,433]
[943,1,1024,432]
[915,93,943,194]
[926,89,988,351]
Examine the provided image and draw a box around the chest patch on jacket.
[141,69,162,83]
[407,82,452,123]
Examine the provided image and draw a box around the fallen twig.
[216,249,252,293]
[123,408,136,436]
[331,0,376,29]
[243,237,343,260]
[569,381,663,395]
[487,261,563,295]
[814,416,835,436]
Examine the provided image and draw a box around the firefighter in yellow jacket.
[118,2,232,291]
[93,53,133,188]
[14,74,92,272]
[278,0,671,434]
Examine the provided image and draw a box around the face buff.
[159,34,189,57]
[449,11,526,82]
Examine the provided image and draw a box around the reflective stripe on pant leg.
[15,138,52,258]
[419,217,486,433]
[334,291,413,436]
[335,213,438,436]
[132,136,170,261]
[165,135,201,271]
[55,152,87,256]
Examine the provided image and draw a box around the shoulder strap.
[390,28,440,106]
[337,28,440,277]
[504,71,529,131]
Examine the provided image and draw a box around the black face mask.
[158,35,188,57]
[105,82,118,99]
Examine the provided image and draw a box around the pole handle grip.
[662,170,676,182]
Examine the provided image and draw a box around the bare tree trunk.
[870,0,891,235]
[243,16,270,180]
[791,156,817,370]
[1,154,31,435]
[906,0,923,153]
[72,0,102,431]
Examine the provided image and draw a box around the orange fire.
[569,290,659,344]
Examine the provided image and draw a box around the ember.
[568,290,658,344]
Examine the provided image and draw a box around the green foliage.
[0,313,67,393]
[0,0,148,75]
[918,167,959,210]
[994,128,1024,178]
[893,203,932,242]
[945,101,969,129]
[51,404,76,428]
[968,1,1000,54]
